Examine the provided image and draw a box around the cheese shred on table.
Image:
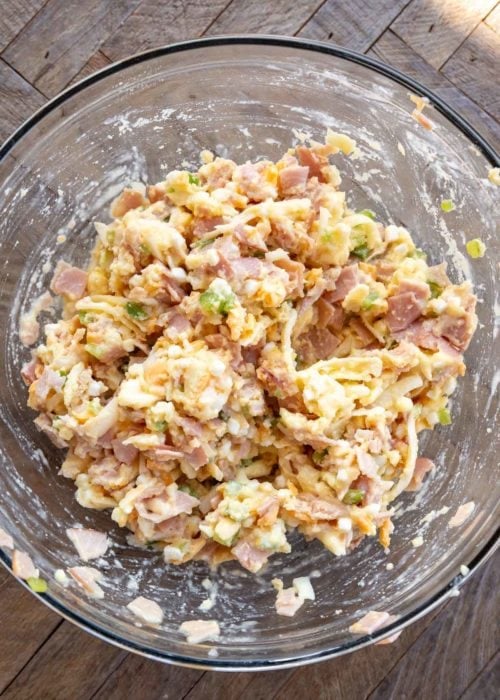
[22,131,478,573]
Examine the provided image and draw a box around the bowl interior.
[0,38,498,668]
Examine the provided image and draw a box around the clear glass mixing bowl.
[0,37,498,671]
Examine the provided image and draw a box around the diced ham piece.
[326,265,359,303]
[66,528,109,561]
[68,566,104,598]
[299,327,339,362]
[291,495,348,521]
[407,457,435,491]
[192,216,224,238]
[127,596,164,625]
[50,261,87,300]
[273,256,305,297]
[278,165,309,196]
[110,187,147,217]
[205,159,236,189]
[350,475,385,505]
[356,448,379,477]
[436,312,477,352]
[393,319,460,356]
[179,619,221,644]
[136,484,199,523]
[21,357,38,385]
[165,312,191,338]
[296,146,326,181]
[349,610,391,635]
[316,298,344,331]
[32,367,65,401]
[0,528,14,549]
[352,318,376,347]
[112,439,139,465]
[275,586,305,617]
[231,541,269,573]
[448,502,475,528]
[152,446,186,461]
[188,446,208,469]
[12,550,39,579]
[386,291,426,332]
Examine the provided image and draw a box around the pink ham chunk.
[232,541,269,573]
[326,265,359,303]
[192,216,224,238]
[435,312,477,352]
[316,298,344,331]
[275,586,305,617]
[297,327,339,363]
[50,261,87,300]
[407,457,435,491]
[290,494,348,521]
[127,596,164,625]
[66,528,109,561]
[386,284,428,332]
[278,164,309,196]
[68,566,104,598]
[21,357,39,385]
[349,610,391,635]
[179,619,220,644]
[12,550,38,579]
[296,146,326,181]
[112,439,139,465]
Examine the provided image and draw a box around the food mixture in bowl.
[21,131,478,577]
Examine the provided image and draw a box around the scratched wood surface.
[0,0,499,698]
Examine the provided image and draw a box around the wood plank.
[186,667,291,700]
[442,21,500,121]
[367,554,498,700]
[391,0,497,69]
[2,0,141,98]
[69,50,112,87]
[92,653,202,700]
[1,621,126,700]
[460,652,499,700]
[0,577,60,693]
[267,604,447,700]
[298,0,412,52]
[0,0,46,52]
[100,0,230,63]
[484,3,500,32]
[0,58,46,142]
[205,0,324,36]
[369,29,500,151]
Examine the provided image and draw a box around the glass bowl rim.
[0,34,498,672]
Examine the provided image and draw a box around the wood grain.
[0,577,60,693]
[460,652,500,700]
[100,0,230,63]
[442,21,500,121]
[0,58,45,142]
[205,0,324,36]
[368,554,499,700]
[370,29,500,150]
[1,621,127,700]
[392,0,497,69]
[0,1,498,698]
[298,0,412,52]
[70,50,112,86]
[2,0,141,97]
[92,654,202,700]
[484,3,500,32]
[0,0,46,52]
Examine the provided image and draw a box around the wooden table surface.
[0,1,499,698]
